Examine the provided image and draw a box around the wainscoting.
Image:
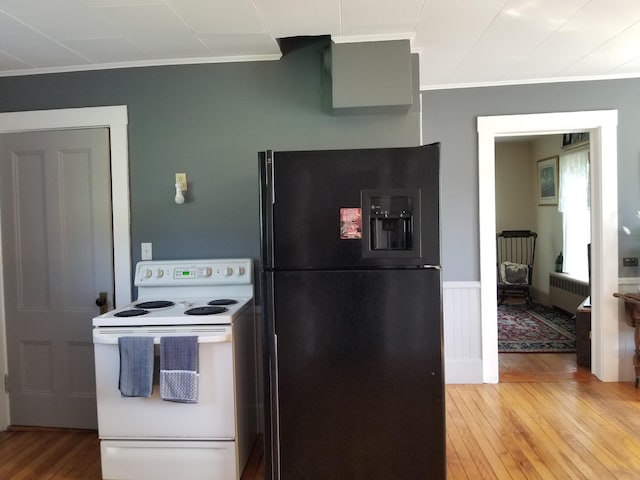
[443,281,482,384]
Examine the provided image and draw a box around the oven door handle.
[92,333,232,345]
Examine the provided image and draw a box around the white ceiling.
[2,0,640,90]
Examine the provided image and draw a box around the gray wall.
[422,79,640,281]
[0,39,421,280]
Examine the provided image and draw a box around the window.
[558,148,590,280]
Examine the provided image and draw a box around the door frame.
[478,110,619,383]
[0,106,132,429]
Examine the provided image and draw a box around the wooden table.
[613,292,640,387]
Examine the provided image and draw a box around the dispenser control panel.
[360,188,422,259]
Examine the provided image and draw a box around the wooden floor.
[446,377,640,479]
[499,352,595,383]
[3,354,640,479]
[0,427,265,480]
[0,427,101,479]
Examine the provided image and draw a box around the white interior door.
[0,128,113,429]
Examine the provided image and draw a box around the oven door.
[93,325,234,439]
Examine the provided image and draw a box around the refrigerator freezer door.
[259,144,440,269]
[264,269,445,480]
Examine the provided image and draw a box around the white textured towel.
[160,370,199,402]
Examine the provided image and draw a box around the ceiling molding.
[420,72,640,92]
[0,53,283,78]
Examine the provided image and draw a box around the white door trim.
[477,110,619,383]
[0,106,132,429]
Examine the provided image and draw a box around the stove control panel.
[135,259,253,286]
[173,267,212,279]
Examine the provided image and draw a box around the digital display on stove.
[174,268,195,279]
[170,266,214,280]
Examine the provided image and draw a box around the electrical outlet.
[175,172,187,191]
[623,257,638,267]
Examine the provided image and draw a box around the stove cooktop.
[94,259,254,327]
[93,297,252,327]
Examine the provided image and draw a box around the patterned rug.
[498,303,576,353]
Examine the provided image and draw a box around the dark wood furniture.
[496,230,537,306]
[613,292,640,387]
[575,297,591,368]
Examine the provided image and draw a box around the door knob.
[95,292,108,314]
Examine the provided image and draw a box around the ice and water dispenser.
[361,189,421,258]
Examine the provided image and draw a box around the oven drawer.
[101,440,237,480]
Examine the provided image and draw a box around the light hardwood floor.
[3,354,640,479]
[499,352,594,383]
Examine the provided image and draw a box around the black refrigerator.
[258,144,445,480]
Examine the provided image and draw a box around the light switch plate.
[141,242,152,260]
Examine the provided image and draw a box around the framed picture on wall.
[537,156,559,205]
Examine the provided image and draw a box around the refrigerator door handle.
[260,151,275,267]
[267,150,275,205]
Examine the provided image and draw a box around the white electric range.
[92,258,258,480]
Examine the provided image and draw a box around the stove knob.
[156,269,164,278]
[143,268,152,279]
[203,267,212,277]
[224,267,233,277]
[237,267,245,276]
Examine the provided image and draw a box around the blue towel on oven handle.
[118,336,154,398]
[160,336,199,403]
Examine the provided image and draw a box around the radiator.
[549,272,589,313]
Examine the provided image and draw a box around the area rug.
[498,303,576,353]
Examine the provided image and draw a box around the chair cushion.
[500,261,529,285]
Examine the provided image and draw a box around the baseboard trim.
[444,360,484,384]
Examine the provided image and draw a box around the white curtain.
[558,149,590,280]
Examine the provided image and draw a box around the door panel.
[1,128,113,429]
[13,150,48,308]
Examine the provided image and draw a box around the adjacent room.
[495,133,592,382]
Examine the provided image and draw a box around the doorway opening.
[478,110,619,383]
[494,135,592,382]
